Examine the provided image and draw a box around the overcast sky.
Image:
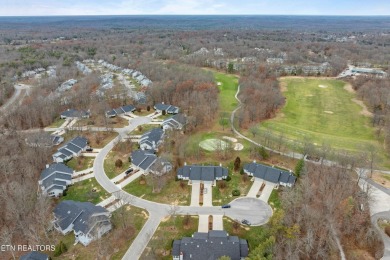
[1,0,390,16]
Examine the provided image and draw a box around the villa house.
[60,109,90,119]
[172,230,249,260]
[130,149,172,175]
[177,164,228,186]
[52,136,89,163]
[162,114,187,131]
[38,163,74,197]
[105,104,136,118]
[154,103,179,114]
[53,201,112,246]
[243,162,296,188]
[139,128,164,150]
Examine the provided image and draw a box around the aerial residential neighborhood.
[0,2,390,260]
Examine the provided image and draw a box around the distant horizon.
[1,14,390,17]
[1,0,389,17]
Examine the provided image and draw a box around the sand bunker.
[234,143,244,151]
[305,94,314,97]
[223,136,238,142]
[318,85,328,88]
[217,82,222,86]
[324,111,334,114]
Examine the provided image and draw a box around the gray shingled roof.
[154,103,179,114]
[53,137,88,162]
[61,109,90,118]
[140,128,164,148]
[54,201,109,234]
[177,165,228,181]
[172,231,248,260]
[243,162,295,185]
[130,150,157,171]
[106,104,135,117]
[20,251,49,260]
[162,114,187,129]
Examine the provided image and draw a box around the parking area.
[191,181,201,206]
[226,197,273,226]
[202,181,213,206]
[259,181,276,202]
[247,178,263,198]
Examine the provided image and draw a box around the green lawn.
[214,72,239,114]
[123,174,191,205]
[60,178,110,204]
[48,118,65,128]
[213,163,252,206]
[104,151,131,179]
[223,217,268,250]
[141,215,199,259]
[65,157,94,171]
[255,78,382,153]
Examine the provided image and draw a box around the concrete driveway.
[198,215,209,232]
[259,181,276,202]
[212,215,223,230]
[226,197,272,226]
[247,178,263,198]
[203,181,213,206]
[191,181,200,206]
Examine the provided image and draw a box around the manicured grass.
[65,156,94,171]
[60,178,110,204]
[268,189,282,209]
[48,118,65,128]
[141,215,199,259]
[212,163,252,206]
[104,150,131,179]
[52,205,148,260]
[254,78,382,153]
[223,217,268,250]
[214,72,239,114]
[123,174,191,205]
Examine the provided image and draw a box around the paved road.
[0,83,31,116]
[371,211,390,259]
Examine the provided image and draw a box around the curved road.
[92,116,272,259]
[0,83,31,116]
[371,211,390,259]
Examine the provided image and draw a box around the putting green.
[199,138,229,151]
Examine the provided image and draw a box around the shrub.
[234,156,241,171]
[232,189,240,196]
[242,173,249,183]
[147,105,151,111]
[54,241,67,257]
[115,159,123,168]
[259,146,269,160]
[162,110,166,115]
[225,176,231,182]
[218,180,227,190]
[295,158,304,178]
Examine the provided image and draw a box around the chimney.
[184,162,187,166]
[219,163,222,167]
[162,101,165,104]
[46,164,50,169]
[180,252,183,260]
[253,160,256,163]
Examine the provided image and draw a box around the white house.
[162,114,187,131]
[139,128,164,150]
[52,136,88,163]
